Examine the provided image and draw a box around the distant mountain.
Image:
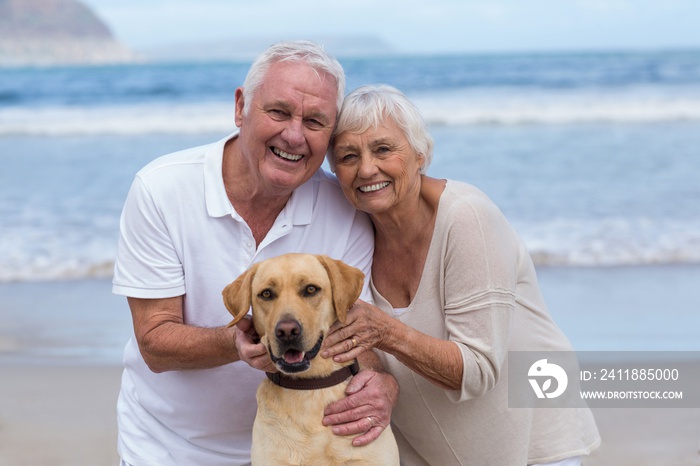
[141,35,397,63]
[0,0,139,66]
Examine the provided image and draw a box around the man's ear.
[234,87,245,127]
[222,263,259,327]
[316,255,364,324]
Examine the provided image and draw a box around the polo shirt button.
[246,242,253,248]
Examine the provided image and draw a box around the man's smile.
[271,146,303,162]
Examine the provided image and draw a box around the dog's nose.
[275,319,302,342]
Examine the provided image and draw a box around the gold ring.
[351,337,358,348]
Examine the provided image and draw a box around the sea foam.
[2,217,699,282]
[2,86,700,136]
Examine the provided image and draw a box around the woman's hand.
[324,299,465,391]
[321,300,391,363]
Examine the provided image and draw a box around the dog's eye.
[304,285,319,296]
[259,289,274,300]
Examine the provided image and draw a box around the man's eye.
[305,118,325,129]
[268,109,288,119]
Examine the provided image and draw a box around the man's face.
[234,61,338,194]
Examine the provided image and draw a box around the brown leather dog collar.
[266,359,360,390]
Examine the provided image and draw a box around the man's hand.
[322,368,399,446]
[234,317,277,373]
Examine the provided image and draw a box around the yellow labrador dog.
[223,253,399,465]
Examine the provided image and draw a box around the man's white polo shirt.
[113,131,374,465]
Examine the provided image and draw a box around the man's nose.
[281,119,305,147]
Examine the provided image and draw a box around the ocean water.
[1,49,699,363]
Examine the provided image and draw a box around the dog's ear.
[316,255,364,323]
[222,263,259,327]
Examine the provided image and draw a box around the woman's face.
[332,118,424,215]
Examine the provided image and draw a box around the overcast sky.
[81,0,700,55]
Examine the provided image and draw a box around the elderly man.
[113,40,398,465]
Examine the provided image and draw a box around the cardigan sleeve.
[440,186,522,402]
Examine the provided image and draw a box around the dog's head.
[223,253,364,376]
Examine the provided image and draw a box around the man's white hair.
[241,40,346,116]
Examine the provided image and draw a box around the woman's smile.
[358,181,391,193]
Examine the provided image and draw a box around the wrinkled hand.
[322,369,399,446]
[234,317,277,373]
[321,300,389,363]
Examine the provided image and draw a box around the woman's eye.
[337,153,356,163]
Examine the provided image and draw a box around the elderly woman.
[321,85,600,466]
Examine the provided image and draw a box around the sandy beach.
[1,268,699,465]
[0,362,698,465]
[0,364,122,466]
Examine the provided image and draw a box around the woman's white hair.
[329,84,434,174]
[241,40,345,115]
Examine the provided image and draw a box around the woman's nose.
[358,155,378,178]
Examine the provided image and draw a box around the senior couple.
[113,40,600,465]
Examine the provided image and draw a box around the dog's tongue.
[283,349,305,364]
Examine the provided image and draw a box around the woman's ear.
[222,263,259,327]
[417,152,427,174]
[315,255,364,323]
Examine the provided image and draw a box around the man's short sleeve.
[112,176,186,298]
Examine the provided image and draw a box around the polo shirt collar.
[284,173,314,226]
[204,131,238,218]
[204,131,314,226]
